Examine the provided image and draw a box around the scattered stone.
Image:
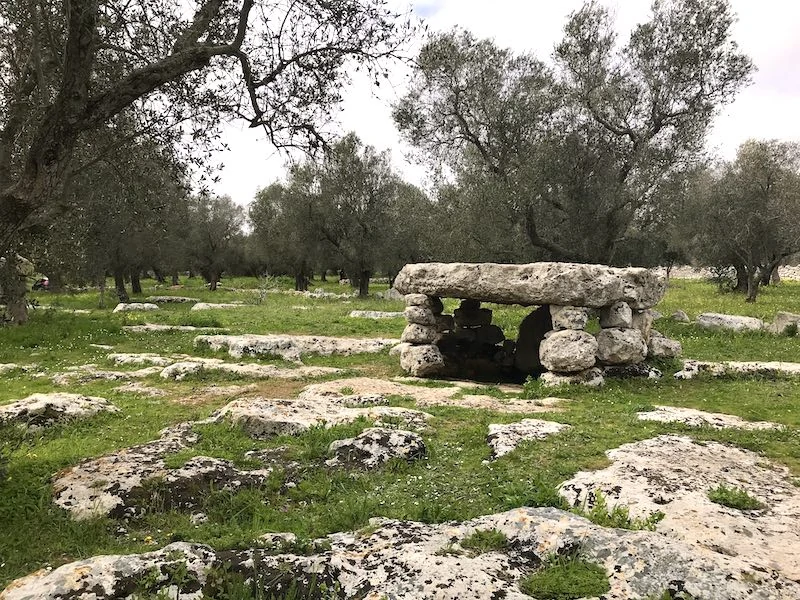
[514,306,552,374]
[208,397,431,438]
[190,302,243,311]
[195,334,398,362]
[0,363,23,374]
[159,359,340,381]
[486,419,571,458]
[388,342,411,356]
[559,435,800,581]
[401,323,440,344]
[348,310,404,319]
[539,330,598,372]
[112,302,159,313]
[6,506,799,600]
[647,330,682,358]
[540,367,605,388]
[378,287,404,301]
[637,406,783,430]
[769,311,800,335]
[107,352,174,367]
[394,262,666,309]
[671,310,691,323]
[326,427,426,468]
[399,343,445,377]
[144,296,199,303]
[52,365,164,385]
[630,310,654,341]
[695,312,765,332]
[599,301,633,328]
[649,309,663,320]
[604,364,662,379]
[89,344,114,350]
[674,359,800,380]
[257,532,297,546]
[595,328,648,365]
[123,323,226,333]
[190,512,208,526]
[0,393,118,427]
[549,305,590,330]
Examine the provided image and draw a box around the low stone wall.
[394,262,680,384]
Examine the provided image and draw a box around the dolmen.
[393,262,678,385]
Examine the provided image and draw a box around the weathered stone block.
[550,305,590,330]
[401,324,439,344]
[404,306,437,326]
[399,344,445,376]
[648,330,682,358]
[540,367,605,387]
[696,313,764,332]
[539,330,598,372]
[631,310,654,342]
[599,301,633,329]
[596,328,647,365]
[405,294,443,314]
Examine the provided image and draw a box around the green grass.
[1,274,799,590]
[460,528,509,554]
[707,484,765,510]
[519,552,611,600]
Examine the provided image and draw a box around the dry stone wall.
[395,262,680,383]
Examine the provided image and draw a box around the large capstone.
[394,262,666,309]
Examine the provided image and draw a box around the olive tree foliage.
[187,194,245,291]
[0,0,413,321]
[680,140,800,302]
[394,0,753,265]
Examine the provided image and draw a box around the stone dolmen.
[393,262,679,384]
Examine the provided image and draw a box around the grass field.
[1,275,799,591]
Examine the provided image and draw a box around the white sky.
[211,0,800,207]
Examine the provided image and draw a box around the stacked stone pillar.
[399,294,446,376]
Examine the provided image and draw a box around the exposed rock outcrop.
[695,312,765,332]
[195,334,398,362]
[637,406,783,430]
[0,393,118,427]
[486,419,571,458]
[326,427,427,468]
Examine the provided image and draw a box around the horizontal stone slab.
[394,262,666,309]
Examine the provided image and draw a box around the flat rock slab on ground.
[303,377,568,413]
[195,334,399,362]
[348,310,404,319]
[122,323,227,333]
[559,435,800,581]
[52,424,272,520]
[208,396,431,438]
[487,419,571,458]
[5,507,799,600]
[0,393,118,427]
[675,359,800,379]
[112,303,159,313]
[326,427,427,468]
[638,405,783,430]
[114,382,168,397]
[695,312,765,332]
[394,262,666,309]
[190,302,243,311]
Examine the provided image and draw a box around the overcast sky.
[211,0,800,207]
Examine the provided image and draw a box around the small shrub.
[460,528,508,554]
[785,322,798,337]
[520,552,610,600]
[707,484,764,510]
[576,490,663,531]
[338,386,354,395]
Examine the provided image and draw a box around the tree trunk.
[114,268,129,302]
[320,269,327,282]
[153,267,166,284]
[171,272,180,286]
[733,264,748,292]
[98,277,106,309]
[294,270,309,292]
[130,269,142,294]
[0,254,31,324]
[358,269,370,298]
[208,272,219,291]
[745,266,759,303]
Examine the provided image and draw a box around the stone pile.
[394,262,680,384]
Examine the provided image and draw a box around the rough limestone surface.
[540,367,605,388]
[399,343,445,376]
[647,330,683,358]
[208,397,431,438]
[674,359,800,380]
[404,306,437,325]
[5,507,799,600]
[144,296,199,304]
[599,301,633,328]
[631,310,654,342]
[107,353,174,367]
[549,305,590,330]
[112,302,159,313]
[0,363,24,374]
[559,435,800,581]
[0,393,118,427]
[326,427,427,468]
[122,323,226,333]
[52,365,164,385]
[195,334,398,362]
[394,262,666,309]
[303,377,567,414]
[400,323,439,344]
[596,328,648,365]
[769,311,800,334]
[190,302,243,311]
[695,312,765,332]
[114,382,167,397]
[671,310,691,323]
[348,310,404,319]
[486,419,571,458]
[603,364,662,380]
[158,359,340,381]
[539,329,598,372]
[51,425,267,520]
[637,406,783,430]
